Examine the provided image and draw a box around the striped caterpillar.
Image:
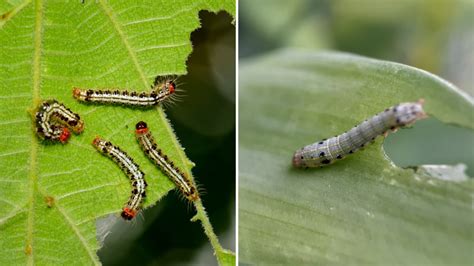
[72,76,176,107]
[292,99,427,168]
[92,137,147,220]
[135,121,199,201]
[35,100,84,143]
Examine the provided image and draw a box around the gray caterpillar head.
[394,99,426,126]
[292,143,331,168]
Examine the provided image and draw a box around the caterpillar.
[292,99,427,168]
[72,76,176,107]
[35,100,84,143]
[92,137,147,220]
[135,121,199,201]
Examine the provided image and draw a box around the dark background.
[98,10,235,265]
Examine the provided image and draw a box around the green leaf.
[239,49,473,264]
[217,249,236,266]
[0,0,234,265]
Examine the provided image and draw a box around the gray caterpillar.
[292,99,426,168]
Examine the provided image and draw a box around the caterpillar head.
[155,79,176,96]
[135,121,149,135]
[121,207,137,220]
[72,88,82,99]
[59,127,71,144]
[92,136,111,153]
[395,99,427,126]
[292,150,305,168]
[292,144,331,168]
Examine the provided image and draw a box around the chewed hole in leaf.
[384,117,474,177]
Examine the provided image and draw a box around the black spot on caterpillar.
[292,99,427,168]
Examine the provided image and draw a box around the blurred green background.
[98,11,235,265]
[240,0,474,176]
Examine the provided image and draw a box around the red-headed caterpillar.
[92,137,147,220]
[293,99,427,168]
[135,121,199,201]
[73,76,176,107]
[35,100,84,143]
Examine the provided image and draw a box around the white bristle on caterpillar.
[92,137,147,220]
[292,99,427,168]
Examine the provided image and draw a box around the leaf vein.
[0,207,27,226]
[56,182,123,201]
[0,150,28,158]
[98,0,148,86]
[122,4,197,26]
[54,203,100,265]
[0,0,31,29]
[0,119,29,126]
[135,42,188,53]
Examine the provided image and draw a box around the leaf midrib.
[98,0,147,85]
[25,0,44,265]
[26,0,42,263]
[25,0,98,264]
[98,0,194,179]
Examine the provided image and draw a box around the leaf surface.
[239,49,473,265]
[0,0,234,264]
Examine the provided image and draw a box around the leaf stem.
[192,198,233,265]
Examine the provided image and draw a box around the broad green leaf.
[0,1,234,265]
[239,49,473,265]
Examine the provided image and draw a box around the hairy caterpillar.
[92,137,147,220]
[35,100,84,143]
[135,121,199,201]
[292,99,427,168]
[72,77,176,107]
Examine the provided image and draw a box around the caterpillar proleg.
[92,137,147,220]
[292,99,427,168]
